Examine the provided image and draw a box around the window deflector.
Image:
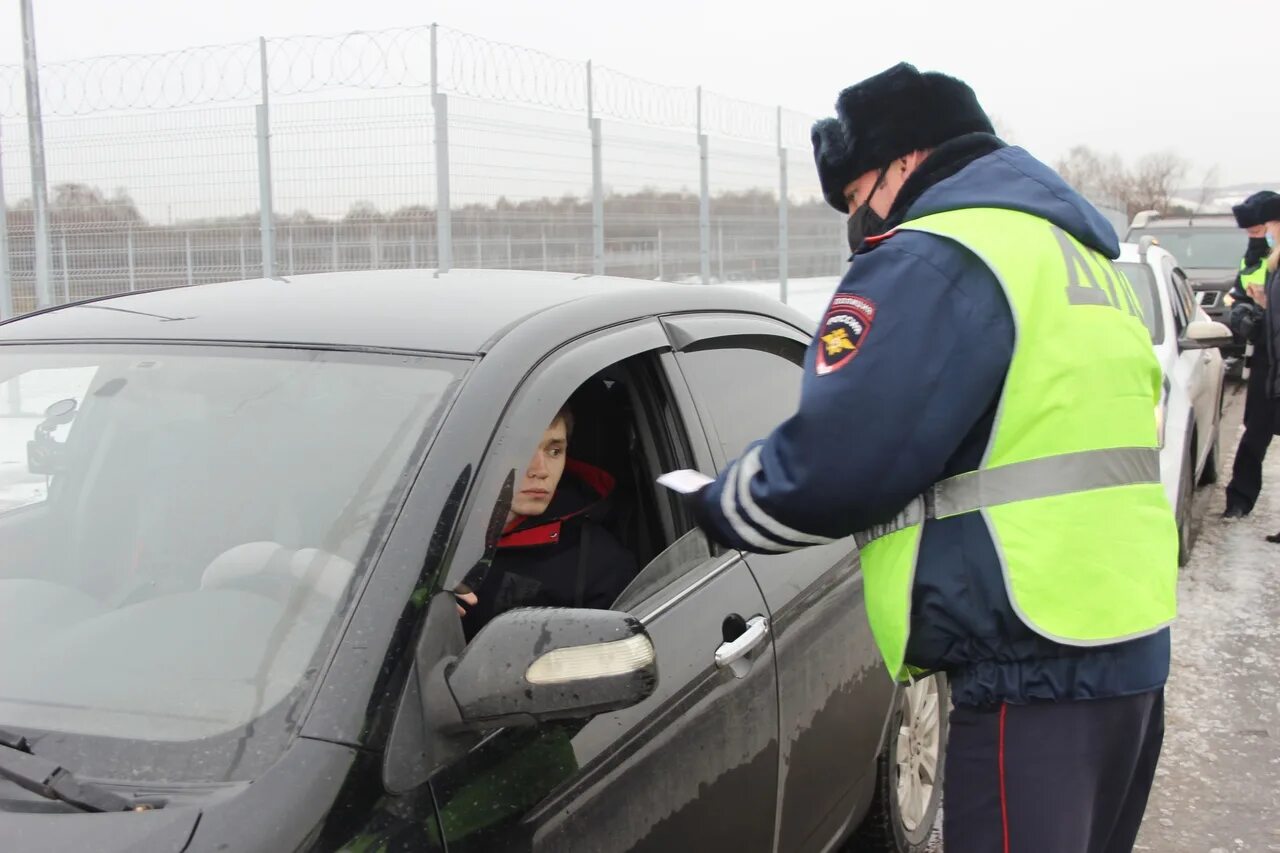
[611,527,713,613]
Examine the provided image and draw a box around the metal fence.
[0,25,846,320]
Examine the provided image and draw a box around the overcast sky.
[0,0,1271,189]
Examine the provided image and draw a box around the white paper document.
[656,469,714,495]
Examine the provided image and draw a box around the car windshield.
[0,343,466,783]
[1127,227,1244,270]
[1115,262,1164,344]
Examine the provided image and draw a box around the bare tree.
[1055,146,1130,208]
[1129,151,1188,215]
[1057,146,1191,217]
[1192,165,1221,214]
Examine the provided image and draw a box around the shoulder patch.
[816,293,876,375]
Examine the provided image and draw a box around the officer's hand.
[1247,283,1268,309]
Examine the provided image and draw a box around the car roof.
[1114,242,1172,266]
[1130,214,1235,230]
[0,269,810,354]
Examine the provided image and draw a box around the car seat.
[567,375,655,570]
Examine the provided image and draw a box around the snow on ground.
[1135,389,1280,851]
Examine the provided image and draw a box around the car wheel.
[1177,442,1195,567]
[1198,428,1220,487]
[849,674,948,852]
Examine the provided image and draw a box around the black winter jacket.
[462,460,637,638]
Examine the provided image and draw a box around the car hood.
[1,807,198,853]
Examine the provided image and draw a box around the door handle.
[715,615,770,669]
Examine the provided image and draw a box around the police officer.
[688,63,1176,852]
[1223,190,1279,519]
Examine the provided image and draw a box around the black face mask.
[1246,236,1271,266]
[847,168,888,254]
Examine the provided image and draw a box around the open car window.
[611,527,713,613]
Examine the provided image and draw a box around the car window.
[1161,258,1190,334]
[0,366,98,513]
[0,344,465,785]
[676,335,805,464]
[1115,262,1164,344]
[1127,227,1242,269]
[1171,268,1198,325]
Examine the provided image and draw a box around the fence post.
[59,234,69,302]
[777,106,789,304]
[431,24,453,273]
[505,231,512,269]
[239,230,247,279]
[475,229,482,267]
[20,0,52,309]
[185,231,194,287]
[0,119,13,320]
[657,229,664,281]
[697,86,710,285]
[256,37,276,279]
[717,222,724,283]
[331,225,339,271]
[370,226,379,269]
[127,228,137,291]
[587,60,605,276]
[410,230,417,268]
[541,226,548,271]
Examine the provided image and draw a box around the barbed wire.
[266,28,433,96]
[779,108,818,151]
[437,27,587,112]
[0,41,260,118]
[0,23,817,144]
[592,66,695,131]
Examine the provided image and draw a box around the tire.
[1199,386,1225,488]
[849,674,948,852]
[1177,442,1196,567]
[1198,428,1220,487]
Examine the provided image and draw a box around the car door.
[422,320,781,853]
[1166,260,1216,472]
[662,313,895,853]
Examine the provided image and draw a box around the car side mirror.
[383,596,658,793]
[436,607,657,732]
[1179,320,1234,351]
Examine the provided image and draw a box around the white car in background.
[1116,238,1232,565]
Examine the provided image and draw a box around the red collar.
[862,228,898,246]
[499,520,565,549]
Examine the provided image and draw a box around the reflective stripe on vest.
[854,207,1179,681]
[855,447,1161,548]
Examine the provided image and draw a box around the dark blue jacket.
[694,139,1170,707]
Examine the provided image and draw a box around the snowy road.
[1135,388,1280,851]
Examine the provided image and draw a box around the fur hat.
[1235,190,1280,227]
[812,62,994,213]
[1259,193,1280,225]
[812,118,860,214]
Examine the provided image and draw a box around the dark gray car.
[0,270,946,852]
[1125,213,1247,371]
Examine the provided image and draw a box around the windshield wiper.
[0,728,144,813]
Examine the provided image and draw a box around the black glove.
[1228,301,1265,344]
